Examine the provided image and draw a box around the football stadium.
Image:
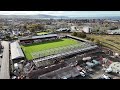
[10,33,98,68]
[21,38,79,60]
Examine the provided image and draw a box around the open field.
[87,34,120,53]
[21,38,80,60]
[37,32,49,35]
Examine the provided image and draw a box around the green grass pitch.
[21,38,79,60]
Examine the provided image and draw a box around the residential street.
[92,70,104,79]
[0,41,10,79]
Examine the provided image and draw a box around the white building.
[12,30,19,36]
[82,26,92,33]
[106,62,120,73]
[107,29,120,34]
[71,26,77,32]
[71,26,83,32]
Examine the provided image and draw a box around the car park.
[81,65,93,74]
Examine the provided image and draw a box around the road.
[92,70,104,79]
[0,41,10,79]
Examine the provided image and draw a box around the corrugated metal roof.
[19,34,58,40]
[33,45,98,67]
[67,35,92,43]
[11,41,24,60]
[38,66,81,79]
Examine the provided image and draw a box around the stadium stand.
[66,35,92,43]
[19,34,59,45]
[33,45,98,67]
[10,41,25,62]
[31,43,85,59]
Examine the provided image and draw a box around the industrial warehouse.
[10,33,100,79]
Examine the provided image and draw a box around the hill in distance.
[0,14,69,19]
[0,14,120,20]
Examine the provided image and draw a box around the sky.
[0,11,120,17]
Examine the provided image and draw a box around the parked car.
[86,62,95,68]
[0,54,3,58]
[92,60,100,65]
[85,66,94,73]
[98,77,106,79]
[82,57,91,61]
[79,71,86,77]
[105,68,112,73]
[82,69,86,74]
[99,74,112,79]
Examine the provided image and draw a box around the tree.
[23,25,27,31]
[18,33,22,36]
[26,24,45,33]
[86,37,91,40]
[78,32,86,38]
[72,32,86,38]
[105,23,109,27]
[95,39,101,45]
[81,32,86,38]
[37,24,44,31]
[73,32,86,38]
[100,30,107,35]
[72,32,77,36]
[6,35,11,41]
[76,32,81,37]
[96,29,99,32]
[90,38,94,42]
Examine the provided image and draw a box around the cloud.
[39,11,64,16]
[0,11,120,17]
[0,11,40,15]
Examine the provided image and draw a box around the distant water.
[69,16,120,20]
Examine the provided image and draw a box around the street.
[0,41,10,79]
[91,69,104,79]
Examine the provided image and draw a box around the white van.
[105,68,112,73]
[79,71,85,77]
